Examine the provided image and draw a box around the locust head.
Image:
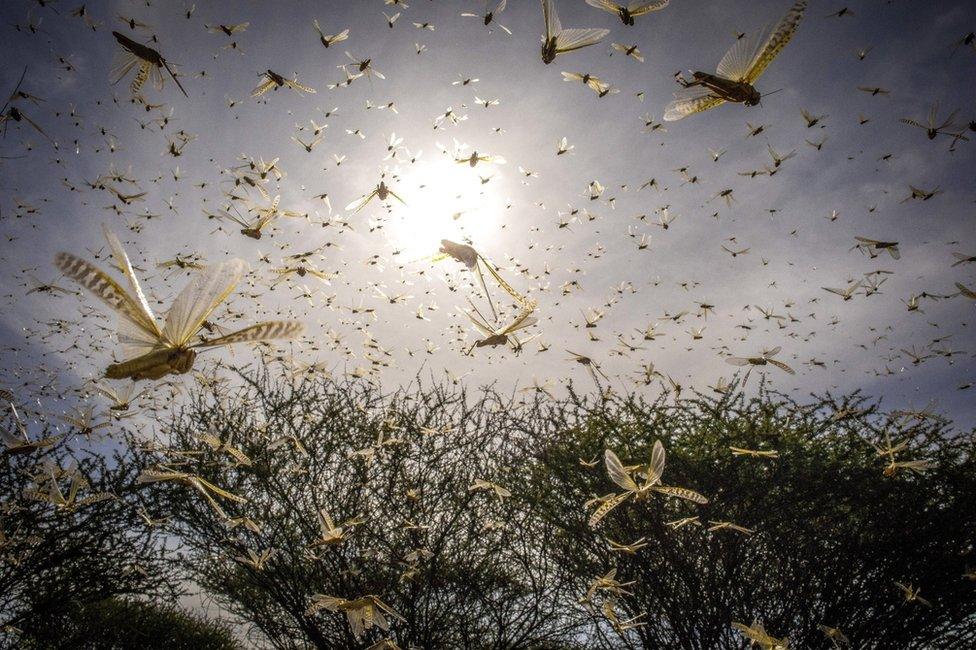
[169,348,197,375]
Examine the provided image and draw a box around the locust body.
[680,72,760,106]
[106,348,196,380]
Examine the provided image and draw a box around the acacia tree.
[519,383,976,649]
[0,407,181,648]
[137,369,584,649]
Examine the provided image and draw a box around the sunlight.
[386,157,506,259]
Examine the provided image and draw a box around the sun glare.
[386,157,506,259]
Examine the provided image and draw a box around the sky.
[1,0,975,432]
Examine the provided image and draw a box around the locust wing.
[628,0,670,16]
[251,77,276,97]
[604,449,640,492]
[542,0,561,41]
[645,439,665,486]
[163,259,247,347]
[743,0,806,85]
[195,321,304,348]
[555,28,610,54]
[653,485,708,504]
[55,251,163,356]
[664,85,725,121]
[588,491,630,528]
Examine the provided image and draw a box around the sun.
[385,156,507,259]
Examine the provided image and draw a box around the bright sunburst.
[387,156,507,259]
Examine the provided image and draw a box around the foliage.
[137,369,582,649]
[131,369,976,649]
[522,383,976,649]
[0,408,182,649]
[20,597,239,649]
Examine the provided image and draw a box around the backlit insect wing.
[767,359,796,374]
[146,61,165,93]
[644,439,665,487]
[110,51,148,95]
[103,226,155,322]
[543,0,608,55]
[714,0,806,87]
[555,28,610,55]
[586,0,669,17]
[542,0,561,42]
[480,256,528,305]
[464,303,496,337]
[664,85,725,121]
[470,262,499,319]
[584,0,616,12]
[284,77,317,94]
[100,226,166,354]
[385,188,406,205]
[161,259,247,348]
[627,0,670,16]
[251,76,277,97]
[54,252,164,358]
[604,449,640,492]
[588,491,630,527]
[499,299,538,336]
[725,355,752,367]
[742,0,806,85]
[653,485,708,503]
[197,321,304,348]
[345,188,379,213]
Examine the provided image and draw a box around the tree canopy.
[125,369,976,649]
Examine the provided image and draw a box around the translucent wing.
[715,30,766,81]
[284,79,317,94]
[765,346,782,357]
[767,359,796,375]
[589,491,630,528]
[480,257,528,304]
[646,439,665,486]
[345,190,376,213]
[555,28,610,53]
[163,259,247,347]
[464,301,495,336]
[195,321,304,348]
[585,0,620,13]
[663,85,725,121]
[130,61,152,95]
[500,307,538,335]
[629,0,670,16]
[604,449,640,492]
[109,52,140,86]
[148,63,164,92]
[654,485,708,504]
[251,77,275,97]
[54,252,163,354]
[542,0,561,40]
[103,226,158,330]
[744,0,806,85]
[725,357,751,366]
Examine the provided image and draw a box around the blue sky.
[1,0,975,428]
